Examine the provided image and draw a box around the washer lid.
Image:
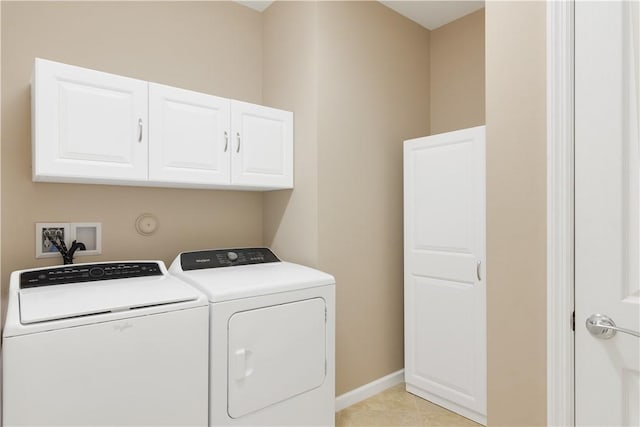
[170,259,335,303]
[19,273,201,325]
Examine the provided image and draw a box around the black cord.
[48,237,66,258]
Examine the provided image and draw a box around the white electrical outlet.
[36,223,70,259]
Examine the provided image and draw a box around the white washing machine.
[2,261,209,427]
[169,248,335,427]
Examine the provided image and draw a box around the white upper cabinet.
[32,58,148,184]
[148,83,231,186]
[31,58,294,191]
[231,101,293,189]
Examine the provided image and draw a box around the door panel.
[412,277,477,398]
[231,100,293,189]
[575,2,640,425]
[148,83,230,185]
[404,126,486,424]
[59,82,134,162]
[33,59,148,182]
[413,141,475,252]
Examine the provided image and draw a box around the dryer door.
[227,297,327,418]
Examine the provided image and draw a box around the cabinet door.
[32,59,148,184]
[149,83,231,186]
[404,126,486,425]
[231,101,293,189]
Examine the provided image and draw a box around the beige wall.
[486,2,547,425]
[316,1,430,394]
[430,8,485,134]
[262,1,431,395]
[1,2,264,304]
[263,1,320,267]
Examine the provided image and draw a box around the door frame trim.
[546,1,575,426]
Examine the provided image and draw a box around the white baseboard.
[335,369,405,412]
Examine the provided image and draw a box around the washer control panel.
[180,248,280,271]
[20,262,163,289]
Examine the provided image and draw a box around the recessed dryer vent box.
[71,223,101,256]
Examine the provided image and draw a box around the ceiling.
[234,1,484,30]
[234,0,273,12]
[379,1,483,30]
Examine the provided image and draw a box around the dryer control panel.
[20,262,163,289]
[180,248,280,271]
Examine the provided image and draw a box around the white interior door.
[404,126,486,425]
[575,2,640,426]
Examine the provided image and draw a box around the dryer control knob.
[227,252,239,262]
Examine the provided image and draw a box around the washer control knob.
[227,252,239,262]
[89,267,104,278]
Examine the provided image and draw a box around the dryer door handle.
[232,348,253,380]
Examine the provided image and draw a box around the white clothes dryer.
[169,248,335,427]
[2,261,209,427]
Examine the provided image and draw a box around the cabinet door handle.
[236,132,241,153]
[224,131,229,152]
[138,118,143,143]
[476,260,482,281]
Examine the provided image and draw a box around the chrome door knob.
[585,314,640,339]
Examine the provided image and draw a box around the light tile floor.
[335,384,482,427]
